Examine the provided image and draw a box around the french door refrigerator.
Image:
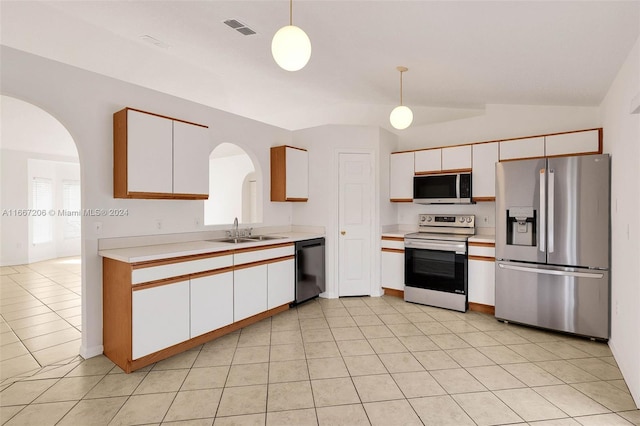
[495,154,610,340]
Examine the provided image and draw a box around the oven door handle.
[405,240,466,253]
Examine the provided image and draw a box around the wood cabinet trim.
[382,287,404,298]
[381,248,405,254]
[468,255,496,262]
[119,192,208,200]
[282,145,307,152]
[132,275,191,291]
[132,250,234,269]
[233,255,295,271]
[103,257,133,372]
[472,196,496,202]
[232,242,294,255]
[415,168,472,176]
[124,107,208,128]
[468,241,495,248]
[390,198,413,203]
[285,198,309,202]
[499,155,546,163]
[468,302,495,315]
[381,236,404,242]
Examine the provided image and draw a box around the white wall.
[600,35,640,408]
[0,46,293,358]
[291,125,392,298]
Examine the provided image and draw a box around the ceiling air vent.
[224,19,257,36]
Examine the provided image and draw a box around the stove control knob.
[426,216,432,222]
[466,217,472,223]
[420,216,426,222]
[459,217,464,223]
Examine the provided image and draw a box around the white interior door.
[338,152,373,296]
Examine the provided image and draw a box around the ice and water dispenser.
[506,207,536,246]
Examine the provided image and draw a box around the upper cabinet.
[544,129,601,157]
[415,149,441,174]
[499,136,545,161]
[389,152,414,202]
[271,145,309,202]
[472,142,499,201]
[415,145,472,174]
[114,108,210,200]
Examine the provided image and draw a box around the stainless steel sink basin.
[210,238,256,244]
[248,235,286,241]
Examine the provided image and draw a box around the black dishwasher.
[294,238,325,304]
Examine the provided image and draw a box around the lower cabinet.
[132,280,190,360]
[268,258,295,309]
[103,242,297,373]
[234,264,268,322]
[468,241,496,309]
[380,236,405,292]
[191,271,234,337]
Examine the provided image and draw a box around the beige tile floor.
[0,257,82,384]
[1,259,639,425]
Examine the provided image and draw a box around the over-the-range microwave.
[413,172,472,204]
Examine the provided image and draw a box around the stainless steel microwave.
[413,172,472,204]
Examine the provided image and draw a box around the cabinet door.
[499,137,545,161]
[442,145,472,171]
[468,259,495,306]
[414,149,441,173]
[472,142,499,200]
[267,258,295,309]
[132,281,190,359]
[173,120,210,196]
[545,130,600,157]
[190,271,233,337]
[234,265,268,322]
[389,152,414,201]
[381,250,404,291]
[285,147,309,200]
[127,110,173,194]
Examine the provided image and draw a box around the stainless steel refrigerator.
[495,154,610,340]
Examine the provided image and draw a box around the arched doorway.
[0,95,82,380]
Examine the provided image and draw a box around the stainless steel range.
[404,214,475,312]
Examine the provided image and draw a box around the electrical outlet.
[483,216,489,223]
[95,222,102,234]
[154,219,162,230]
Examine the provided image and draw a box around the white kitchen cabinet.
[472,142,499,200]
[114,107,209,200]
[468,242,496,308]
[389,152,414,201]
[442,145,472,171]
[271,145,309,201]
[544,129,600,157]
[267,258,295,310]
[132,281,190,359]
[126,109,173,194]
[414,149,441,173]
[234,264,268,322]
[173,120,211,196]
[190,271,234,338]
[499,136,545,161]
[381,237,405,291]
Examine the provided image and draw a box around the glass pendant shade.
[271,25,311,71]
[390,105,414,130]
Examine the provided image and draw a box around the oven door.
[404,240,467,295]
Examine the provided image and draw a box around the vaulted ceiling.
[2,1,638,132]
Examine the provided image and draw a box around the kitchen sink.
[211,238,256,244]
[248,235,286,241]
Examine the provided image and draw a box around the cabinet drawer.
[234,244,295,266]
[381,238,404,250]
[132,254,233,284]
[468,245,495,258]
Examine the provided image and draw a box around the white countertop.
[468,234,495,244]
[99,232,324,263]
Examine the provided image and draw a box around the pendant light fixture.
[389,66,413,130]
[271,0,311,71]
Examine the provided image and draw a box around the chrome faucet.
[233,217,239,237]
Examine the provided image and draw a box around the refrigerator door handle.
[539,168,546,252]
[497,263,604,279]
[548,169,555,253]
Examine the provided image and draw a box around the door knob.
[340,231,346,235]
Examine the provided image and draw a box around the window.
[62,180,81,239]
[32,177,53,244]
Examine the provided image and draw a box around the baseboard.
[80,344,104,360]
[382,287,404,298]
[468,302,495,315]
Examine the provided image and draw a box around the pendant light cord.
[290,0,293,26]
[399,71,403,106]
